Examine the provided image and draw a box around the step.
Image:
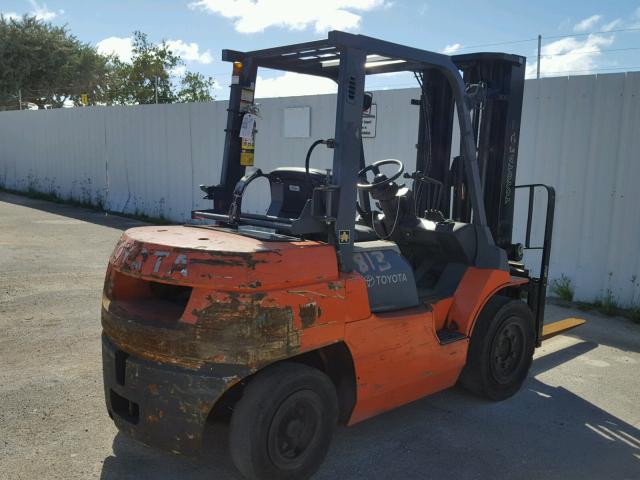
[436,329,466,345]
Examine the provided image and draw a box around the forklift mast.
[415,53,526,252]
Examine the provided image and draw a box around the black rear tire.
[458,296,535,401]
[229,362,338,480]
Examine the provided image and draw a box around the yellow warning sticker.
[240,138,255,166]
[240,151,254,166]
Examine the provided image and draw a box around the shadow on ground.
[0,192,148,230]
[99,342,640,480]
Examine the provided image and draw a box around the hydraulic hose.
[305,139,328,182]
[305,138,335,183]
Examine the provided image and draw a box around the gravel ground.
[1,192,639,480]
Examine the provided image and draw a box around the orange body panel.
[343,268,524,424]
[109,226,339,290]
[103,225,526,425]
[449,268,520,336]
[345,305,467,424]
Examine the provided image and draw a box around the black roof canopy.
[222,30,467,80]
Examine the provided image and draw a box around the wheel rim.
[490,318,526,384]
[267,390,322,470]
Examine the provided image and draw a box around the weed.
[550,274,574,301]
[628,307,640,324]
[95,191,105,211]
[600,289,619,316]
[547,276,640,325]
[576,302,594,312]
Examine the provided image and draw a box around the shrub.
[550,274,574,302]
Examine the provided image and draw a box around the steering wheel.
[357,159,405,190]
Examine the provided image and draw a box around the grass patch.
[550,274,574,301]
[579,290,640,324]
[597,289,618,316]
[0,186,173,225]
[575,302,594,312]
[546,277,640,325]
[555,297,640,324]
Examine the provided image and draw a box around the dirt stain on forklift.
[299,302,321,328]
[101,30,583,480]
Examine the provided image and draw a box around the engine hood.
[109,226,339,290]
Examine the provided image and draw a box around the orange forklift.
[101,31,584,479]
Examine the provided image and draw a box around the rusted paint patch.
[102,335,247,457]
[190,292,298,367]
[203,250,270,269]
[299,302,320,328]
[188,258,247,268]
[103,290,300,370]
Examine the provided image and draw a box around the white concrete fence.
[1,72,639,306]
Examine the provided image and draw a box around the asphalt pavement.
[1,192,639,480]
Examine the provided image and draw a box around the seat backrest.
[408,218,477,265]
[267,167,326,219]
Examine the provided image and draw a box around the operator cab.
[352,156,480,306]
[205,129,502,313]
[194,31,531,316]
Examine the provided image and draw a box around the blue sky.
[2,0,640,98]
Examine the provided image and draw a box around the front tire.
[459,296,535,401]
[229,362,338,480]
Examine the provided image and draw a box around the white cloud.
[527,33,614,78]
[2,1,63,21]
[188,0,387,33]
[573,14,602,32]
[254,72,337,98]
[631,7,640,28]
[442,43,461,55]
[2,12,21,20]
[28,0,63,21]
[97,37,212,66]
[601,19,621,32]
[166,40,213,64]
[96,36,134,63]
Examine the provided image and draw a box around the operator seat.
[266,167,326,218]
[265,166,379,242]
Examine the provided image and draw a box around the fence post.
[537,35,542,79]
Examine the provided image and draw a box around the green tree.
[0,17,216,108]
[105,31,182,105]
[0,15,110,109]
[177,71,216,103]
